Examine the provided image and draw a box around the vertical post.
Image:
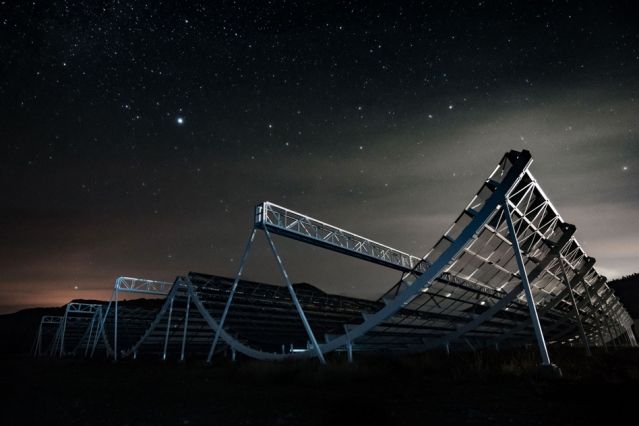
[84,314,97,357]
[610,309,624,346]
[92,296,112,358]
[231,348,236,362]
[88,311,98,357]
[114,286,119,361]
[207,228,257,363]
[618,326,627,345]
[615,312,632,347]
[628,327,637,347]
[623,329,631,346]
[163,295,175,360]
[580,281,607,350]
[50,325,61,357]
[445,342,450,356]
[612,310,627,346]
[619,323,628,346]
[343,325,354,363]
[59,308,69,358]
[91,309,104,358]
[263,227,326,364]
[180,292,191,362]
[601,306,617,349]
[559,259,591,356]
[503,201,551,366]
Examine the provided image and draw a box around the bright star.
[176,117,184,125]
[622,165,628,171]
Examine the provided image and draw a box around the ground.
[1,347,637,425]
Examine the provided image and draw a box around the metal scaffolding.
[33,303,104,358]
[94,276,173,360]
[34,150,637,365]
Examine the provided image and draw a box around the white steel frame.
[37,150,636,364]
[94,276,172,360]
[193,150,635,364]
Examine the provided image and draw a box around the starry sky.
[1,1,638,314]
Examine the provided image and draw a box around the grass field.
[2,347,638,425]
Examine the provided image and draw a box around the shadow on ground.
[2,347,638,426]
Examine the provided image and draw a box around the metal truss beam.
[255,201,427,273]
[123,280,182,359]
[33,316,63,357]
[94,276,172,360]
[314,151,533,355]
[57,303,103,357]
[558,258,590,355]
[49,149,633,363]
[192,150,628,361]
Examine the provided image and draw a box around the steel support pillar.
[207,228,257,363]
[627,326,638,347]
[613,310,630,346]
[58,312,68,358]
[559,259,591,356]
[503,201,551,366]
[580,281,607,350]
[84,314,97,357]
[162,295,175,360]
[180,292,191,362]
[604,313,617,349]
[91,310,104,356]
[610,311,624,346]
[343,325,354,363]
[50,326,62,357]
[346,341,353,363]
[114,288,119,361]
[91,297,111,358]
[263,227,326,364]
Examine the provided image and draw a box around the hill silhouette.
[608,273,639,319]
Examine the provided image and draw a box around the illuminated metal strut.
[255,201,429,274]
[201,150,635,365]
[36,150,636,365]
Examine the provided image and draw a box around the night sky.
[2,1,638,314]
